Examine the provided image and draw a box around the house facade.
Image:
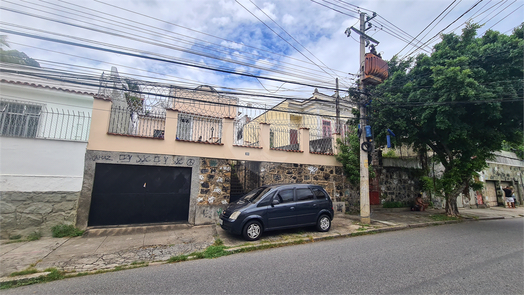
[244,89,354,154]
[75,75,355,230]
[0,64,95,238]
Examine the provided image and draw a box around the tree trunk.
[445,195,460,217]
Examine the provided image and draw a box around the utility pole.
[344,12,382,224]
[358,12,370,224]
[335,78,340,134]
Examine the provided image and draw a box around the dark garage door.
[88,163,192,226]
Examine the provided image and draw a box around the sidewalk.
[1,206,522,281]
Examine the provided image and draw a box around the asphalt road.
[2,219,523,294]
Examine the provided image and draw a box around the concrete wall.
[0,137,87,191]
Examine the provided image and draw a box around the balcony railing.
[108,106,165,138]
[176,112,222,144]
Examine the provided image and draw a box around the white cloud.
[282,14,296,25]
[212,17,231,26]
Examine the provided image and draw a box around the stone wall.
[259,162,350,202]
[0,191,78,239]
[196,158,232,206]
[376,167,422,206]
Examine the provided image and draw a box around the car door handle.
[313,204,317,207]
[290,207,295,210]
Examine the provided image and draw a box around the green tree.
[369,24,523,216]
[336,125,361,186]
[0,35,40,67]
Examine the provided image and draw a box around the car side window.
[312,188,327,199]
[277,189,294,203]
[296,188,314,201]
[258,192,275,207]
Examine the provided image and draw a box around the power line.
[0,4,341,86]
[396,0,458,57]
[403,0,484,59]
[244,0,340,79]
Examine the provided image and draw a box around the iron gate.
[230,161,261,203]
[88,163,191,226]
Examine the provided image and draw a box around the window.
[0,100,42,138]
[237,128,243,140]
[177,114,193,140]
[296,188,315,201]
[290,129,298,145]
[258,191,275,207]
[322,120,332,138]
[312,188,328,199]
[277,189,294,203]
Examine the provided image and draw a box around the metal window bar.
[108,105,165,138]
[234,118,260,147]
[0,99,92,141]
[176,113,222,143]
[270,125,300,151]
[309,127,333,154]
[39,108,91,141]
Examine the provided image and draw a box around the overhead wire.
[402,0,484,59]
[44,0,354,80]
[0,3,342,86]
[395,0,459,57]
[0,27,348,92]
[245,0,342,80]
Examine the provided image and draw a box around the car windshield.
[239,187,272,203]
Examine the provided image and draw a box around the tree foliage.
[336,123,375,187]
[369,24,523,216]
[336,125,361,186]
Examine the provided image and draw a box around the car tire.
[316,214,331,232]
[242,220,262,241]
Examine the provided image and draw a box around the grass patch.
[1,262,154,290]
[27,232,42,241]
[1,268,65,290]
[9,234,22,240]
[429,214,460,221]
[167,254,188,263]
[9,268,38,277]
[130,261,147,266]
[51,224,84,238]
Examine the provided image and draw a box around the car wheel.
[317,214,331,232]
[242,220,262,241]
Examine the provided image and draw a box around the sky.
[0,0,522,105]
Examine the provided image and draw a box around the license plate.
[219,219,223,225]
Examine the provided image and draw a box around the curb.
[0,272,50,284]
[476,216,505,220]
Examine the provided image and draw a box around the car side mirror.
[271,199,280,206]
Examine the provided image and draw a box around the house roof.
[0,63,98,96]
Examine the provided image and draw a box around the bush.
[51,224,84,238]
[382,150,397,158]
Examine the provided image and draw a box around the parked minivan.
[219,184,334,240]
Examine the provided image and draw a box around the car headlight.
[229,211,241,221]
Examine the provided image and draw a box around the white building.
[0,63,96,238]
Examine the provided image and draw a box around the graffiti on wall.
[91,153,195,167]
